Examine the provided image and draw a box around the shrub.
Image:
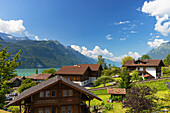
[139,76,143,81]
[162,67,170,74]
[104,103,113,110]
[8,106,20,113]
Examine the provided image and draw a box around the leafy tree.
[103,63,108,69]
[108,64,111,69]
[17,78,37,93]
[97,55,105,67]
[0,46,22,108]
[123,85,160,113]
[42,68,56,75]
[163,54,170,66]
[94,76,114,87]
[121,56,134,65]
[141,54,151,60]
[131,70,139,82]
[117,68,132,89]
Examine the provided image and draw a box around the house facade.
[55,64,103,86]
[6,75,102,113]
[122,59,164,79]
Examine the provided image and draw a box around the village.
[1,54,170,113]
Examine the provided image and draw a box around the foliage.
[108,64,111,69]
[162,67,170,74]
[92,106,99,113]
[0,45,22,108]
[42,68,56,75]
[121,56,134,65]
[97,55,105,68]
[117,68,132,89]
[17,79,36,93]
[94,76,114,87]
[101,67,121,77]
[163,54,170,66]
[123,85,160,113]
[138,76,143,81]
[7,106,20,113]
[104,103,113,110]
[131,70,139,81]
[111,95,123,101]
[141,54,151,60]
[104,63,108,69]
[91,89,107,95]
[136,79,170,91]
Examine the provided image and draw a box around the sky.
[0,0,170,62]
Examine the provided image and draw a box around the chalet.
[107,88,126,101]
[27,73,54,82]
[9,78,22,87]
[6,75,102,113]
[122,59,164,79]
[55,64,103,86]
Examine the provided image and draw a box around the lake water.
[15,68,60,77]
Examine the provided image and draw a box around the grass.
[89,83,113,89]
[0,109,11,113]
[162,74,170,78]
[91,89,107,95]
[136,79,170,91]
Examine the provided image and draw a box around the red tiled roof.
[34,73,53,80]
[77,64,103,71]
[56,65,91,75]
[27,74,38,79]
[107,88,126,94]
[143,74,150,77]
[122,59,164,67]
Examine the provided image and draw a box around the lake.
[15,68,60,77]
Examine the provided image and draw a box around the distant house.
[122,59,164,79]
[6,75,102,113]
[107,88,126,101]
[27,73,54,82]
[9,78,22,87]
[55,64,103,86]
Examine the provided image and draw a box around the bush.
[162,67,170,74]
[104,103,113,110]
[139,76,143,81]
[112,95,123,101]
[8,106,20,113]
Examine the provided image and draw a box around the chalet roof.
[55,65,92,75]
[77,64,103,71]
[9,78,22,83]
[143,74,150,78]
[107,88,126,95]
[122,59,164,67]
[34,73,53,80]
[6,75,102,107]
[27,74,38,79]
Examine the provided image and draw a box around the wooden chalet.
[9,77,22,87]
[6,75,102,113]
[55,64,103,86]
[27,73,54,82]
[122,59,164,79]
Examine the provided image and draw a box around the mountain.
[147,41,170,60]
[104,59,121,67]
[0,35,96,68]
[0,32,29,42]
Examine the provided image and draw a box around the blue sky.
[0,0,170,62]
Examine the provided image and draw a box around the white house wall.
[73,80,89,86]
[146,67,156,78]
[89,77,97,84]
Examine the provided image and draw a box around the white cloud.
[43,38,47,41]
[120,38,126,41]
[114,21,130,25]
[130,31,137,33]
[35,36,40,41]
[106,34,112,40]
[147,39,168,47]
[0,19,25,34]
[155,35,160,38]
[71,45,141,62]
[150,33,153,36]
[136,7,141,11]
[141,0,170,36]
[25,31,35,37]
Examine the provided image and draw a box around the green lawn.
[89,83,114,89]
[0,109,11,113]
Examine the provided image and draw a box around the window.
[68,90,72,96]
[40,91,44,98]
[61,106,66,113]
[46,91,50,97]
[74,77,76,81]
[39,108,43,113]
[51,91,56,97]
[45,107,50,113]
[63,90,67,96]
[68,106,72,113]
[76,77,79,80]
[52,107,57,113]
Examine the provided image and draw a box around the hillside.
[147,42,170,59]
[0,38,96,68]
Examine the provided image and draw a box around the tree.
[141,54,151,60]
[131,70,139,82]
[123,85,160,113]
[42,68,56,75]
[117,68,132,89]
[163,54,170,66]
[97,55,105,67]
[104,63,108,69]
[0,46,22,108]
[108,64,111,69]
[121,56,134,65]
[94,76,114,87]
[17,78,37,93]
